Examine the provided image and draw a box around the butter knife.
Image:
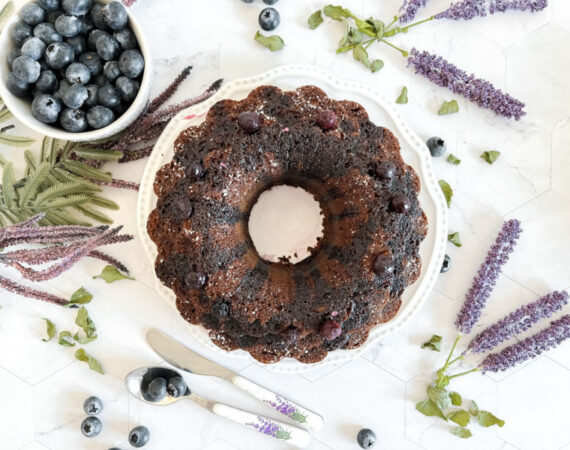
[147,328,324,431]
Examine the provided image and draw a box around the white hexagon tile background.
[1,0,570,449]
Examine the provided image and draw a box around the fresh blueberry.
[80,16,94,34]
[97,84,120,108]
[31,94,61,123]
[62,83,88,108]
[83,396,103,415]
[263,0,279,4]
[86,105,114,129]
[89,3,108,29]
[237,111,261,133]
[60,108,87,132]
[46,9,64,24]
[55,13,82,37]
[166,377,187,398]
[113,28,137,50]
[33,22,62,44]
[62,0,92,16]
[258,7,280,31]
[54,78,71,100]
[241,0,254,3]
[317,109,338,130]
[84,84,98,107]
[102,1,128,30]
[81,416,102,438]
[38,0,60,11]
[426,136,447,157]
[65,35,86,54]
[103,60,121,81]
[115,75,138,102]
[147,377,167,402]
[441,254,451,273]
[118,49,144,79]
[12,56,41,83]
[6,72,29,97]
[35,70,58,92]
[128,425,150,448]
[7,48,21,69]
[357,428,376,449]
[44,42,74,69]
[66,62,91,84]
[96,33,120,61]
[320,320,342,340]
[93,73,110,87]
[78,52,103,76]
[20,3,46,26]
[87,29,108,50]
[112,102,128,116]
[21,37,46,60]
[11,21,33,47]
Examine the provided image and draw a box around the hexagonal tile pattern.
[552,118,570,202]
[0,367,34,449]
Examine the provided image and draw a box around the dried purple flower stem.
[146,65,193,114]
[435,0,548,21]
[455,219,522,334]
[399,0,429,23]
[0,275,69,306]
[88,250,130,274]
[89,178,140,191]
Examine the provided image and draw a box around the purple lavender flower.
[468,291,569,353]
[399,0,429,24]
[480,315,570,372]
[455,219,522,334]
[407,48,526,120]
[435,0,548,21]
[245,417,291,440]
[264,395,307,423]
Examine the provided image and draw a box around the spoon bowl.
[125,366,190,406]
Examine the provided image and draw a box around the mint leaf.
[446,153,461,165]
[75,307,96,338]
[369,59,384,73]
[481,150,501,165]
[323,5,354,21]
[438,100,459,115]
[469,400,479,417]
[254,31,285,52]
[93,265,135,283]
[338,20,349,47]
[74,331,97,345]
[352,45,383,73]
[396,87,408,104]
[416,399,447,421]
[427,384,452,410]
[421,334,442,352]
[439,180,453,207]
[365,17,384,35]
[75,348,103,374]
[451,427,472,439]
[348,28,363,44]
[448,410,471,427]
[58,331,75,347]
[450,392,462,406]
[448,232,462,247]
[65,287,93,308]
[308,10,323,29]
[42,318,56,342]
[478,410,505,427]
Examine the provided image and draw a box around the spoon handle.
[209,401,311,448]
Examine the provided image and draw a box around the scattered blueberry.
[62,83,88,108]
[357,428,377,449]
[65,34,87,54]
[166,376,187,398]
[375,161,395,180]
[44,42,74,69]
[12,56,41,83]
[89,3,107,30]
[62,0,92,16]
[258,7,280,31]
[113,28,137,50]
[60,108,87,131]
[317,109,338,130]
[97,84,120,108]
[54,78,71,100]
[87,29,108,50]
[263,0,279,3]
[115,75,138,102]
[391,194,410,213]
[128,425,150,448]
[83,396,103,415]
[7,48,21,69]
[93,73,109,87]
[426,136,447,157]
[96,33,120,61]
[35,70,58,92]
[241,0,254,3]
[86,105,114,128]
[102,1,128,31]
[12,21,33,47]
[441,254,451,273]
[237,111,261,133]
[55,13,82,37]
[81,416,102,438]
[32,93,61,123]
[84,84,98,107]
[103,60,121,81]
[20,3,46,26]
[212,299,230,318]
[81,16,95,34]
[21,37,46,61]
[38,0,61,12]
[6,72,29,97]
[33,22,62,44]
[78,52,102,76]
[147,377,167,402]
[320,320,342,340]
[373,254,394,276]
[46,9,64,24]
[118,49,144,78]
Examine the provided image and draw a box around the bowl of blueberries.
[0,0,151,141]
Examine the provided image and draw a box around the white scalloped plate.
[137,64,448,373]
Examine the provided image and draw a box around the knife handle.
[232,375,324,431]
[211,402,311,448]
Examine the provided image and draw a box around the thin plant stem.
[379,38,409,57]
[441,335,461,373]
[447,367,481,380]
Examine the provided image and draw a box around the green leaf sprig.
[438,100,459,115]
[42,318,56,342]
[254,31,285,52]
[421,334,442,351]
[439,180,453,208]
[448,232,462,247]
[481,150,501,165]
[396,87,408,104]
[446,154,461,165]
[93,265,135,283]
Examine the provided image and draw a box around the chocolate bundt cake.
[147,85,428,364]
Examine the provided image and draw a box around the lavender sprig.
[435,0,547,21]
[455,219,522,334]
[480,315,570,372]
[399,0,429,24]
[0,275,68,306]
[407,48,526,120]
[467,291,569,353]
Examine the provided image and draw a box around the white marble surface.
[1,0,570,449]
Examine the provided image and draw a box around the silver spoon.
[125,367,311,448]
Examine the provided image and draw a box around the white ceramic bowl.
[0,0,152,142]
